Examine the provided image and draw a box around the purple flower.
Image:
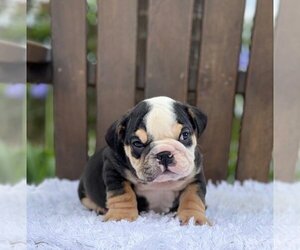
[4,83,26,99]
[239,46,250,72]
[30,84,49,99]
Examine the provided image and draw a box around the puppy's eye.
[179,131,191,141]
[132,140,144,148]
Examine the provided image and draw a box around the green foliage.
[0,2,26,42]
[227,117,241,183]
[0,85,25,184]
[0,142,25,184]
[27,143,54,184]
[27,85,54,184]
[0,24,26,43]
[27,2,51,44]
[27,19,51,43]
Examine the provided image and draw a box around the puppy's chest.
[134,181,187,213]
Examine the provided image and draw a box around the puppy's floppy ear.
[105,115,128,153]
[186,105,207,138]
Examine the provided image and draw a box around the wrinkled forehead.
[125,97,193,142]
[144,97,181,140]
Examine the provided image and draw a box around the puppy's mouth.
[152,168,183,182]
[143,167,184,183]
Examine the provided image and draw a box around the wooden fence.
[22,0,273,182]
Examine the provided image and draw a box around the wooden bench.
[26,0,273,182]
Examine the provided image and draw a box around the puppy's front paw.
[104,181,139,222]
[103,208,138,222]
[177,209,211,225]
[177,183,211,226]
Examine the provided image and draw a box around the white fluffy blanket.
[1,179,300,249]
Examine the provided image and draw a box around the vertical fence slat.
[236,0,273,182]
[274,0,300,182]
[196,0,245,181]
[51,0,87,179]
[145,0,194,102]
[96,0,137,149]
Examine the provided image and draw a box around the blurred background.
[0,0,26,245]
[26,0,98,183]
[27,0,278,184]
[0,0,286,184]
[0,0,26,184]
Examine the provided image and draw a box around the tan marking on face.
[124,145,143,173]
[135,129,148,144]
[191,134,197,145]
[177,184,211,226]
[81,197,107,214]
[104,181,138,222]
[172,123,183,139]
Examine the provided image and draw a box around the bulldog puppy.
[78,96,210,225]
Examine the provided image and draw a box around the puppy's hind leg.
[78,178,107,215]
[81,197,107,215]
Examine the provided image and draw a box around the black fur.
[173,102,207,139]
[136,195,150,212]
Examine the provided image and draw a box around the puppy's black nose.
[156,151,174,167]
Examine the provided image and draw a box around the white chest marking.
[134,180,191,213]
[137,189,178,213]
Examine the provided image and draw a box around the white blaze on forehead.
[144,96,177,140]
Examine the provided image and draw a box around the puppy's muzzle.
[156,151,174,168]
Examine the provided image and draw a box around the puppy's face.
[106,96,207,183]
